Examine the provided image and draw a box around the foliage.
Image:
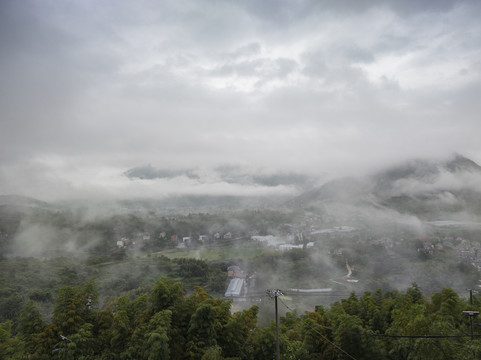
[2,276,481,359]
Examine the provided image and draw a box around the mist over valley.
[3,154,481,300]
[2,0,481,357]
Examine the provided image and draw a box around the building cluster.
[175,232,234,248]
[455,239,481,269]
[116,232,151,249]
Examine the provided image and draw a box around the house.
[224,278,246,297]
[116,237,133,248]
[182,237,192,246]
[176,242,186,249]
[227,265,244,278]
[251,235,281,247]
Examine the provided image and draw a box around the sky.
[1,0,481,201]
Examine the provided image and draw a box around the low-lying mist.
[2,154,481,320]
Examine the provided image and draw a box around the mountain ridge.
[291,154,481,221]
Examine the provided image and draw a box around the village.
[113,220,481,297]
[114,222,481,265]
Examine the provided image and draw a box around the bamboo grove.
[2,278,481,359]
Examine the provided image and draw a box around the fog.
[1,0,481,202]
[3,1,481,322]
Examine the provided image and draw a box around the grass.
[156,241,268,261]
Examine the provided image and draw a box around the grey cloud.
[223,42,262,59]
[0,1,122,163]
[124,165,200,180]
[214,165,317,189]
[1,0,481,201]
[225,0,466,23]
[211,57,297,79]
[252,173,314,188]
[391,170,481,197]
[341,45,375,64]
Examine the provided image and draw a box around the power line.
[268,287,481,359]
[278,297,335,331]
[304,321,359,360]
[278,296,296,313]
[276,296,357,360]
[371,334,478,338]
[283,293,356,297]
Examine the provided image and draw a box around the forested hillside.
[1,277,481,359]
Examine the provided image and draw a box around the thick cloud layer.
[1,0,480,200]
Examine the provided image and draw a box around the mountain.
[291,154,481,222]
[123,164,318,191]
[123,165,200,180]
[0,195,53,211]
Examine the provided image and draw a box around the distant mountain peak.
[374,154,481,185]
[445,153,481,173]
[123,165,200,180]
[290,154,481,219]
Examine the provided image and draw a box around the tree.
[143,310,172,360]
[18,300,45,352]
[220,305,258,359]
[109,309,131,355]
[333,313,384,360]
[0,321,26,360]
[151,277,184,312]
[32,322,60,359]
[186,300,219,359]
[65,323,96,360]
[301,311,332,357]
[201,345,224,360]
[53,286,86,335]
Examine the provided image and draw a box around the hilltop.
[291,154,481,222]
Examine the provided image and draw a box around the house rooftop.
[225,278,245,297]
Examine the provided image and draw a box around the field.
[156,241,267,261]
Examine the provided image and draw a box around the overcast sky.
[1,0,481,201]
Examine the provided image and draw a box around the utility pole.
[464,290,478,339]
[464,311,478,340]
[463,289,479,360]
[53,335,71,360]
[463,309,479,360]
[267,289,283,360]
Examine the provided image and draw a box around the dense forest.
[1,276,481,359]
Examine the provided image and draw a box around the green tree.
[220,305,258,359]
[18,300,45,345]
[300,311,333,358]
[0,321,27,360]
[186,300,219,359]
[53,286,85,335]
[143,309,172,360]
[109,309,131,355]
[333,313,384,360]
[201,345,224,360]
[66,323,96,360]
[151,277,184,312]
